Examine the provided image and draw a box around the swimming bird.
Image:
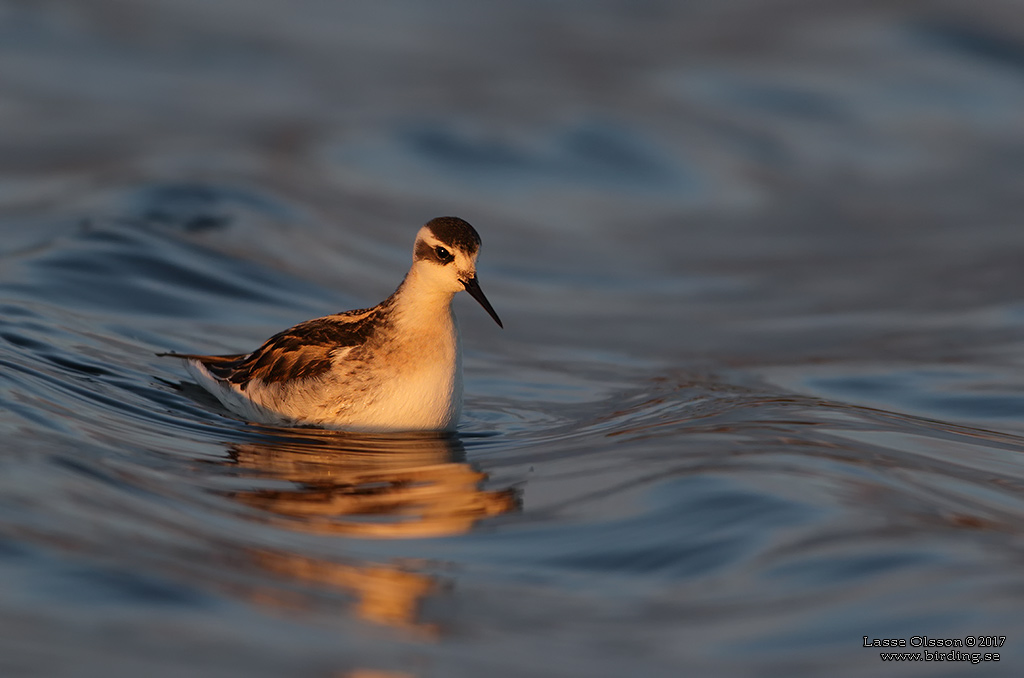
[160,216,502,432]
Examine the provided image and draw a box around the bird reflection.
[217,428,517,631]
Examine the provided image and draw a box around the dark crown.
[425,216,481,254]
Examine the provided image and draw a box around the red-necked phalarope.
[160,216,502,431]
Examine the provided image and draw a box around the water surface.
[2,1,1024,676]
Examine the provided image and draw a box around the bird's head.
[411,216,502,328]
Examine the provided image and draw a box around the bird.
[160,216,502,432]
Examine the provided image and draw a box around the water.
[2,1,1024,676]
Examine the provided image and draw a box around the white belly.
[341,356,463,431]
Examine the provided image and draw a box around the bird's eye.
[435,246,451,260]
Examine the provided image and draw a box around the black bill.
[462,276,503,328]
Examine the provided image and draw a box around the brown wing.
[159,308,383,389]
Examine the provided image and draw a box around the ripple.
[1,219,333,324]
[762,363,1024,430]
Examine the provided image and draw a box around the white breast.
[333,308,462,431]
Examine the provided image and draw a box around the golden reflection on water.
[220,430,517,633]
[230,432,515,538]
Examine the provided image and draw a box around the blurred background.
[2,1,1024,676]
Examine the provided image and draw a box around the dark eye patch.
[414,239,457,264]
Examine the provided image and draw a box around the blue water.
[2,2,1024,677]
